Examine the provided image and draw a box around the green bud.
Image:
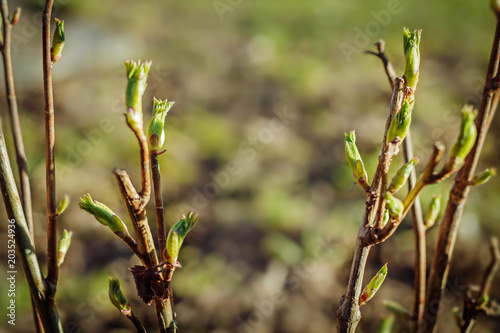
[477,294,489,310]
[382,209,389,227]
[359,263,388,306]
[125,60,151,132]
[445,106,477,171]
[108,278,131,316]
[424,194,441,230]
[388,158,419,193]
[452,307,462,327]
[344,131,368,185]
[148,98,174,152]
[472,168,496,186]
[57,229,72,266]
[403,28,422,92]
[387,97,414,144]
[165,212,198,264]
[11,7,21,25]
[384,192,404,219]
[376,315,395,333]
[56,194,70,216]
[51,18,65,63]
[383,300,411,319]
[79,194,128,237]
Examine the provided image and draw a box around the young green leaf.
[359,263,388,306]
[51,18,65,63]
[57,229,72,266]
[108,278,131,316]
[148,98,175,152]
[165,212,198,265]
[79,194,129,238]
[345,131,368,186]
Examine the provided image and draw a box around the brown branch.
[0,1,34,241]
[126,311,148,333]
[403,131,427,331]
[128,124,151,211]
[0,129,63,332]
[376,143,445,242]
[458,237,500,333]
[114,168,157,268]
[479,237,500,299]
[0,2,41,331]
[42,0,59,302]
[368,40,428,330]
[365,40,397,88]
[370,77,404,228]
[424,10,500,332]
[114,168,177,333]
[151,153,166,261]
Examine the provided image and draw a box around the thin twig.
[151,153,166,261]
[0,128,63,332]
[42,0,58,301]
[0,0,34,240]
[114,169,176,333]
[424,10,500,331]
[128,124,151,211]
[0,2,40,331]
[365,40,397,88]
[459,237,500,333]
[367,40,428,329]
[127,311,148,333]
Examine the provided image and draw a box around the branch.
[0,129,63,332]
[127,311,148,333]
[151,153,166,261]
[113,169,177,333]
[424,9,500,331]
[0,0,34,240]
[368,40,428,329]
[459,237,500,333]
[42,0,59,302]
[366,40,397,88]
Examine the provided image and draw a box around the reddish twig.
[368,40,427,329]
[42,0,59,304]
[424,9,500,331]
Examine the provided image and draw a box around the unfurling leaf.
[388,158,418,193]
[79,194,129,238]
[56,194,70,216]
[444,105,477,172]
[359,263,388,306]
[124,60,152,132]
[403,28,422,92]
[51,18,65,63]
[344,131,368,186]
[108,278,131,316]
[148,98,174,152]
[471,168,496,186]
[57,229,72,266]
[165,212,198,265]
[387,97,413,144]
[384,192,404,219]
[424,194,441,229]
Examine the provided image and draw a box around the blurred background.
[1,0,500,332]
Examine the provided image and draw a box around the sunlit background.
[1,0,500,332]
